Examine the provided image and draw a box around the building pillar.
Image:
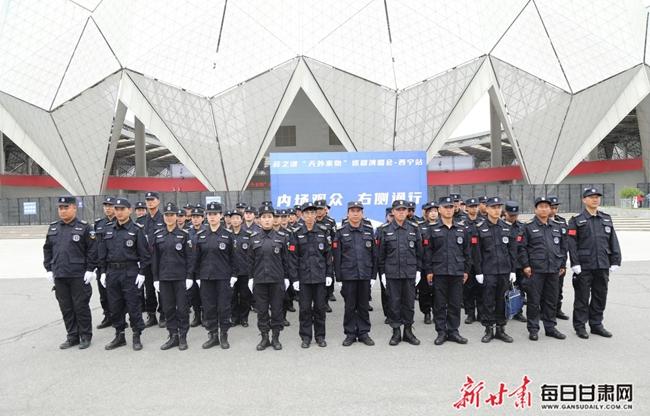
[134,116,147,177]
[26,156,33,175]
[637,95,650,183]
[490,97,502,167]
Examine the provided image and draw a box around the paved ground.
[0,234,649,415]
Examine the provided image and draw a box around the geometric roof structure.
[1,0,649,194]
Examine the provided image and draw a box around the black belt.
[107,262,138,269]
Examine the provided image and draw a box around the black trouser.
[106,268,145,333]
[341,280,371,337]
[433,274,463,335]
[284,285,295,310]
[557,270,566,311]
[386,278,415,328]
[54,277,92,341]
[200,279,232,333]
[188,280,201,315]
[97,279,110,319]
[523,272,559,333]
[463,273,483,318]
[253,282,285,333]
[380,280,389,318]
[417,278,435,314]
[572,269,609,330]
[231,276,252,323]
[299,282,327,340]
[141,268,159,314]
[480,274,508,327]
[159,280,189,336]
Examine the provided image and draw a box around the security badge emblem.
[175,243,183,250]
[72,234,80,242]
[553,236,560,244]
[605,226,611,233]
[457,236,463,244]
[219,242,226,250]
[274,246,280,254]
[242,243,248,249]
[126,240,134,247]
[502,236,509,244]
[318,242,324,250]
[365,240,372,248]
[409,241,415,248]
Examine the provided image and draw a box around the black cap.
[278,209,289,216]
[548,195,560,206]
[429,200,439,208]
[144,191,159,200]
[385,207,393,216]
[163,202,178,213]
[235,202,247,209]
[224,210,232,217]
[57,196,76,206]
[102,196,116,205]
[314,199,329,209]
[302,202,317,212]
[205,202,222,213]
[347,201,364,210]
[191,207,205,216]
[582,187,602,198]
[244,205,255,213]
[505,201,519,214]
[478,196,488,204]
[287,208,296,215]
[229,210,242,218]
[450,193,461,201]
[534,196,551,207]
[113,198,131,208]
[406,201,416,210]
[182,203,193,210]
[422,202,433,211]
[486,197,504,207]
[465,198,478,207]
[293,204,302,211]
[135,201,146,209]
[177,210,185,216]
[392,199,408,209]
[438,196,454,207]
[261,200,273,206]
[259,205,275,215]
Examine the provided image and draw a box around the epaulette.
[250,231,258,237]
[407,220,418,228]
[362,222,373,229]
[180,228,189,234]
[551,218,564,225]
[153,228,163,234]
[196,228,205,235]
[277,230,287,236]
[134,222,144,229]
[317,223,329,231]
[599,211,611,218]
[475,220,484,227]
[94,217,102,223]
[378,222,389,228]
[79,220,88,225]
[526,219,535,224]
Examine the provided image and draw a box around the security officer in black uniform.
[377,207,393,324]
[94,196,116,329]
[229,209,253,327]
[416,201,436,325]
[478,196,488,219]
[503,200,527,323]
[407,201,422,223]
[292,202,333,348]
[243,205,261,233]
[43,196,97,349]
[193,202,237,349]
[248,205,292,351]
[472,197,517,343]
[97,198,150,351]
[377,199,423,346]
[134,201,147,219]
[183,203,193,226]
[314,199,337,308]
[152,202,195,350]
[176,209,188,229]
[518,196,567,341]
[187,206,205,327]
[568,187,621,339]
[548,196,570,320]
[143,191,165,327]
[450,193,467,221]
[423,196,471,346]
[333,201,377,346]
[462,197,483,325]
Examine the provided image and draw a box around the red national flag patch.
[288,245,296,252]
[332,241,338,249]
[375,239,380,246]
[516,235,523,242]
[471,236,478,244]
[568,229,577,236]
[423,239,429,246]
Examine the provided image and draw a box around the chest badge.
[409,241,415,248]
[219,242,226,250]
[72,234,80,242]
[605,226,611,233]
[502,236,509,244]
[274,246,280,254]
[553,236,560,244]
[318,242,324,250]
[175,243,183,251]
[457,236,463,244]
[365,241,372,248]
[126,240,134,247]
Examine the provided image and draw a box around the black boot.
[78,337,91,350]
[96,315,111,329]
[556,309,569,320]
[389,327,401,346]
[190,310,202,327]
[495,325,513,343]
[160,333,179,350]
[132,332,143,350]
[178,334,188,350]
[513,312,527,322]
[424,312,432,325]
[257,332,271,351]
[271,329,282,350]
[202,332,220,349]
[220,330,230,349]
[59,338,80,349]
[144,312,158,328]
[464,313,475,324]
[403,325,420,345]
[481,326,494,343]
[105,331,126,350]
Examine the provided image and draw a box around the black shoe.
[271,330,282,350]
[481,326,494,343]
[529,332,538,341]
[132,332,142,351]
[144,313,158,328]
[403,326,420,345]
[160,334,179,350]
[513,312,527,323]
[301,338,311,348]
[590,326,612,338]
[342,336,356,347]
[315,337,327,347]
[59,338,80,349]
[448,332,468,344]
[358,335,375,346]
[556,310,569,320]
[241,319,249,328]
[464,315,475,325]
[576,328,589,339]
[178,335,188,350]
[434,333,447,345]
[158,318,167,328]
[96,316,111,329]
[202,332,220,349]
[545,329,566,340]
[495,326,513,343]
[78,337,91,350]
[389,328,401,346]
[325,304,332,313]
[328,294,336,302]
[190,312,202,328]
[424,312,432,325]
[257,333,271,351]
[105,332,126,350]
[220,331,230,349]
[368,304,374,311]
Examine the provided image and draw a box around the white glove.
[571,265,582,275]
[325,276,333,287]
[609,265,619,273]
[185,279,194,290]
[154,281,160,292]
[415,271,421,286]
[380,274,386,287]
[475,274,484,284]
[196,280,201,288]
[100,273,107,287]
[83,271,96,285]
[370,279,376,288]
[248,279,254,292]
[135,274,145,289]
[509,272,516,283]
[46,271,54,284]
[230,277,237,288]
[292,281,300,291]
[284,278,290,290]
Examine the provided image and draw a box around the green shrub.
[620,187,643,198]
